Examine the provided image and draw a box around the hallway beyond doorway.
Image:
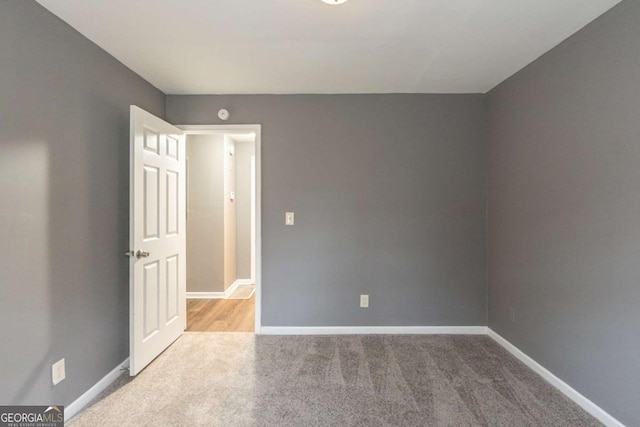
[186,296,255,332]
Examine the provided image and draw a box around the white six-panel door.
[129,106,186,376]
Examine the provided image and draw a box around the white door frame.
[179,124,262,334]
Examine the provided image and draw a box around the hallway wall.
[186,134,225,293]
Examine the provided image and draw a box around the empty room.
[1,1,638,426]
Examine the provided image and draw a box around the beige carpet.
[69,333,600,426]
[227,285,255,300]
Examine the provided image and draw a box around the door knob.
[136,250,150,259]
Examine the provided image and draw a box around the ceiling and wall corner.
[35,0,620,95]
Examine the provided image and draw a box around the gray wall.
[0,1,165,407]
[11,1,634,422]
[235,140,255,280]
[186,135,225,293]
[486,2,640,425]
[167,94,487,327]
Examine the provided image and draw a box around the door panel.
[143,166,160,240]
[166,255,179,322]
[144,128,159,153]
[166,170,179,236]
[167,135,179,160]
[130,106,186,376]
[143,261,160,340]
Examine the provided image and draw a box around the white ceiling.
[36,0,620,95]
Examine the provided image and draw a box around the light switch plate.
[285,212,295,225]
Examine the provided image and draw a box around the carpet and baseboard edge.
[64,358,129,422]
[486,329,624,427]
[64,328,625,427]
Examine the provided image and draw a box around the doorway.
[181,125,261,333]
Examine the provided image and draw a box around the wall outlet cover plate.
[52,358,65,385]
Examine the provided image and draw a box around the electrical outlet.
[52,358,65,385]
[360,294,369,308]
[508,307,516,324]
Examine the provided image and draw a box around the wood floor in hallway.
[186,295,255,332]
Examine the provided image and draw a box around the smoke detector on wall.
[322,0,349,5]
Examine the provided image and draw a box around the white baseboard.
[187,279,254,300]
[186,291,226,299]
[224,280,241,298]
[65,358,129,421]
[259,326,488,335]
[487,329,624,427]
